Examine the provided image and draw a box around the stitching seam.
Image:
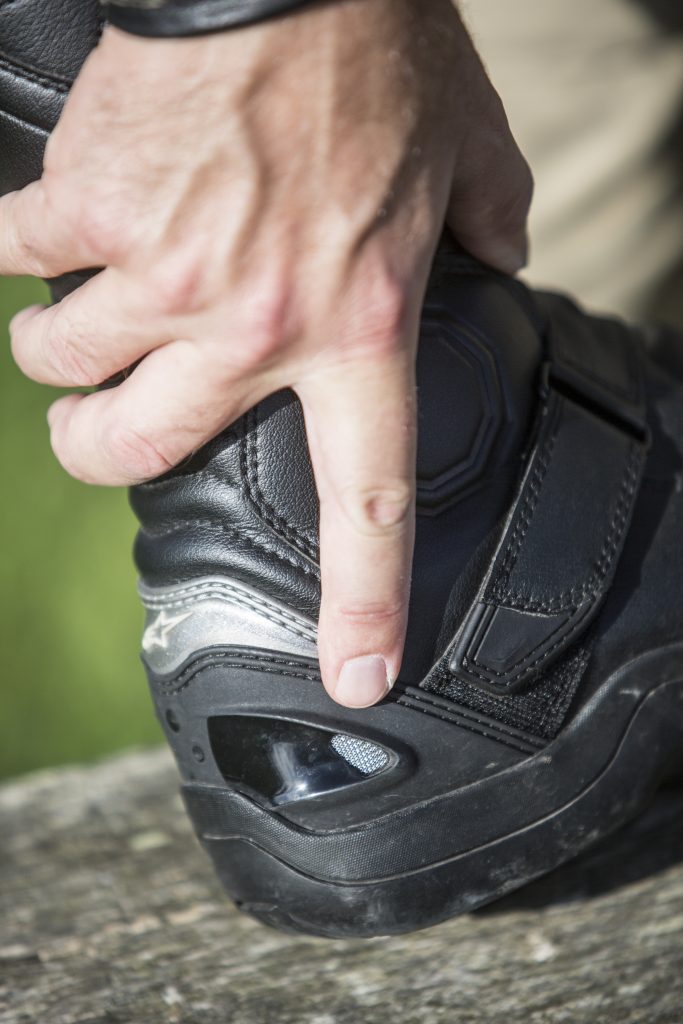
[460,601,593,688]
[0,52,70,92]
[0,105,49,132]
[242,409,318,561]
[153,650,321,693]
[491,393,563,591]
[399,689,543,749]
[138,518,321,583]
[142,580,316,643]
[459,437,641,686]
[157,660,320,694]
[395,698,535,757]
[491,441,642,611]
[493,430,556,590]
[151,650,538,754]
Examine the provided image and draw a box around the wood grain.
[2,749,683,1023]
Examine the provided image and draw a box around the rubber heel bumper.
[150,646,683,938]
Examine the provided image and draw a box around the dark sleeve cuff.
[102,0,317,37]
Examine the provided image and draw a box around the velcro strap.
[448,297,649,694]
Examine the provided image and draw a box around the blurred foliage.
[0,277,162,779]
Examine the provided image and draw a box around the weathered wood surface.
[1,749,683,1024]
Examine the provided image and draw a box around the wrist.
[102,0,318,37]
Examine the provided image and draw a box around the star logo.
[142,609,194,652]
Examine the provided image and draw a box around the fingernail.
[334,655,391,709]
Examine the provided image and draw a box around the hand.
[2,0,532,708]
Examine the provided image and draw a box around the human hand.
[2,0,532,708]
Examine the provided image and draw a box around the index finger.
[298,347,417,709]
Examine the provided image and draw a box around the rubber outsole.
[154,644,683,938]
[193,681,683,936]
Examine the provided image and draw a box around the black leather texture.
[0,0,102,194]
[104,0,316,37]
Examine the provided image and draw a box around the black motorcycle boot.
[3,0,683,939]
[129,251,683,937]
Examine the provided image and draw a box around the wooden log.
[1,748,683,1023]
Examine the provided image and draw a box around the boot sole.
[156,643,683,938]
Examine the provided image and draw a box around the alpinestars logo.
[142,609,194,652]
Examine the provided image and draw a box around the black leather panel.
[488,395,642,607]
[131,422,323,618]
[446,336,649,693]
[0,110,47,193]
[0,0,102,190]
[0,55,66,132]
[0,0,102,83]
[416,261,541,516]
[241,394,320,563]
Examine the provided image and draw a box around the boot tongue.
[403,260,545,682]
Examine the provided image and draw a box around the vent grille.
[330,735,389,776]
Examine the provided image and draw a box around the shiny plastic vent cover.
[208,716,393,806]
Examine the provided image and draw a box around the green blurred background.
[0,276,162,780]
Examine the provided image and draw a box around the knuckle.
[101,422,176,482]
[71,194,132,263]
[237,278,295,369]
[44,314,101,386]
[333,600,405,629]
[146,252,208,317]
[467,148,534,240]
[342,272,408,358]
[342,482,414,536]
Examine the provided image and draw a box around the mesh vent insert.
[331,735,390,775]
